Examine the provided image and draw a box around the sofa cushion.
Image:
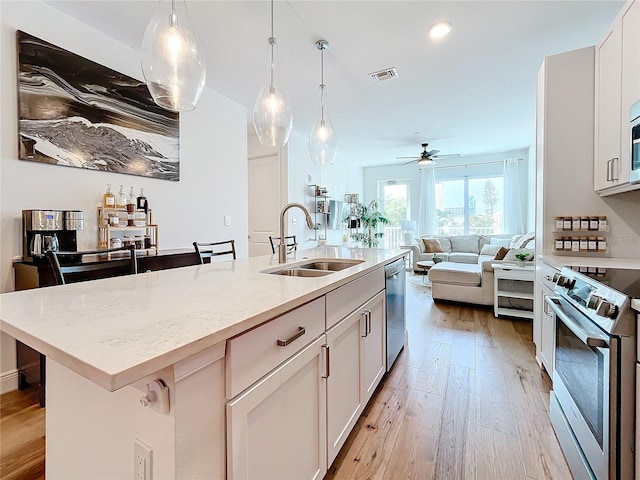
[422,238,444,253]
[448,252,479,263]
[490,237,512,247]
[494,246,509,260]
[479,235,491,251]
[450,235,480,253]
[429,262,482,286]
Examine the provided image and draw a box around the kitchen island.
[0,246,405,480]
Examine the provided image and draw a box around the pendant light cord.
[268,0,275,89]
[320,45,325,123]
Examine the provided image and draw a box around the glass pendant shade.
[141,0,206,112]
[309,84,337,166]
[253,38,293,148]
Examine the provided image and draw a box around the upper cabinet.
[594,0,640,196]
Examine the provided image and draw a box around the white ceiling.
[45,0,623,167]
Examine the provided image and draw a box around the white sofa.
[408,234,515,272]
[422,234,536,306]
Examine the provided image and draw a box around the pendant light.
[141,0,206,112]
[252,0,293,148]
[309,40,337,166]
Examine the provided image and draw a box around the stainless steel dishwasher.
[385,258,406,371]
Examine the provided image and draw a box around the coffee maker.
[22,209,83,263]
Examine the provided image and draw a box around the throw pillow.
[508,234,523,248]
[422,238,444,253]
[494,247,509,260]
[514,232,535,249]
[480,244,502,256]
[503,248,534,262]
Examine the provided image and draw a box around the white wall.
[0,1,248,386]
[363,149,532,233]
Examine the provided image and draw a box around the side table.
[416,260,434,284]
[492,263,535,319]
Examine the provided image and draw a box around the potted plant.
[350,200,388,247]
[515,252,531,266]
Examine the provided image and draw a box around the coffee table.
[416,260,434,284]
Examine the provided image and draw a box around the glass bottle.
[116,185,127,209]
[127,187,136,214]
[103,184,115,208]
[137,187,148,214]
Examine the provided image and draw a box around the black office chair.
[269,235,297,254]
[46,245,137,285]
[193,240,237,264]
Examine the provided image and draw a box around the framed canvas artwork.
[17,31,180,181]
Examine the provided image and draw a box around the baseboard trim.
[0,369,19,394]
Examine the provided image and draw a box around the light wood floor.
[0,278,571,480]
[326,279,572,480]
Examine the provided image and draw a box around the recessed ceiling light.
[428,21,452,40]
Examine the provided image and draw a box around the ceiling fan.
[397,143,459,166]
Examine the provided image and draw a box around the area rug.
[407,272,431,287]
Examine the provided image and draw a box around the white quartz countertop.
[540,254,640,270]
[0,246,404,391]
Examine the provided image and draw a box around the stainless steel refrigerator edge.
[385,258,406,371]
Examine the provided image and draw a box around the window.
[377,180,410,248]
[435,175,503,235]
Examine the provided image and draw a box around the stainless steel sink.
[270,268,333,277]
[297,260,364,271]
[262,258,364,277]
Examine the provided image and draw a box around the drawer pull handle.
[277,326,306,347]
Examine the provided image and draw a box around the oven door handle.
[545,296,609,349]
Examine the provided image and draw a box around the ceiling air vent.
[369,68,398,83]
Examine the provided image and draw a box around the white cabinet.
[594,26,623,191]
[360,291,386,403]
[534,260,560,374]
[493,264,535,320]
[594,0,640,195]
[227,335,328,480]
[325,290,386,466]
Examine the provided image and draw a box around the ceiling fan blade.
[400,159,418,166]
[426,149,440,156]
[396,156,420,159]
[432,153,461,159]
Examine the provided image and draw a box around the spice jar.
[123,235,133,247]
[563,217,572,231]
[555,237,564,251]
[589,216,599,230]
[598,216,608,232]
[597,236,607,252]
[134,235,143,249]
[588,236,597,251]
[554,216,564,231]
[572,217,581,231]
[580,216,590,231]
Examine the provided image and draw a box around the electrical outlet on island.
[134,438,153,480]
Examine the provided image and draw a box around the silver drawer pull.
[277,326,306,347]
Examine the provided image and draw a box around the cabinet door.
[325,310,364,466]
[361,291,386,403]
[540,286,556,374]
[621,0,640,184]
[595,25,622,191]
[227,335,327,480]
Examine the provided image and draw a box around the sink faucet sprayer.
[279,203,314,263]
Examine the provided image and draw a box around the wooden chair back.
[268,235,298,254]
[193,240,237,264]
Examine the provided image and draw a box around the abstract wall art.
[17,31,180,181]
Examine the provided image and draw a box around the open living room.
[1,1,640,480]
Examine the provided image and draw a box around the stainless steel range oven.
[546,267,638,480]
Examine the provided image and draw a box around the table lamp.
[401,220,417,245]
